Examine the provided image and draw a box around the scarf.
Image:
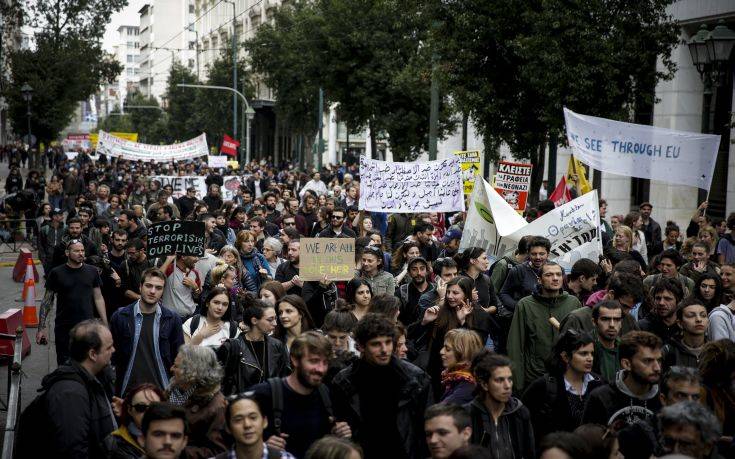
[441,363,475,394]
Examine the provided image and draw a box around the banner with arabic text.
[96,131,208,162]
[358,156,464,213]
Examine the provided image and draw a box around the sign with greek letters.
[147,221,206,257]
[358,156,464,213]
[493,161,532,212]
[564,107,720,190]
[299,238,355,281]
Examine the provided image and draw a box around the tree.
[3,0,127,143]
[246,0,455,162]
[437,0,679,199]
[163,62,200,143]
[96,91,164,143]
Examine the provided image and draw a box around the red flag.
[220,134,240,156]
[549,176,572,207]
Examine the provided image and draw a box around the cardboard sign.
[453,150,482,194]
[147,221,206,258]
[493,161,532,212]
[299,238,355,281]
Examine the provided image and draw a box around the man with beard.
[37,240,107,365]
[499,236,551,313]
[276,239,302,296]
[296,193,318,236]
[121,238,154,302]
[263,192,281,225]
[591,300,624,382]
[252,332,351,458]
[396,257,435,326]
[643,249,694,296]
[582,331,664,427]
[638,277,685,343]
[107,229,128,271]
[507,262,581,392]
[331,314,432,459]
[318,207,356,238]
[203,183,223,211]
[51,217,99,268]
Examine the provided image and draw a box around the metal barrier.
[0,219,38,254]
[0,327,24,459]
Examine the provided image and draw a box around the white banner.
[208,155,228,169]
[460,177,603,271]
[96,130,209,162]
[563,108,720,190]
[358,156,464,213]
[151,175,249,201]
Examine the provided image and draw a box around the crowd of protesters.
[3,145,735,459]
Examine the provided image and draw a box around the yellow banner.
[567,155,592,195]
[453,150,482,195]
[89,132,138,149]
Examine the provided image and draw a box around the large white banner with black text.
[96,131,209,162]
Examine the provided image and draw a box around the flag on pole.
[566,155,592,195]
[220,135,240,156]
[549,176,572,207]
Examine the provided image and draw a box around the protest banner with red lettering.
[220,135,239,156]
[493,161,532,212]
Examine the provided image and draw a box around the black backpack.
[267,377,334,436]
[189,314,239,340]
[14,373,90,458]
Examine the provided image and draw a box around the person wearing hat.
[397,257,436,326]
[639,202,661,257]
[439,228,462,258]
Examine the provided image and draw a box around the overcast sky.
[102,0,145,53]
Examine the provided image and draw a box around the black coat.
[522,373,605,447]
[43,362,116,458]
[582,371,662,427]
[498,263,539,312]
[465,396,535,459]
[216,334,290,395]
[330,356,433,459]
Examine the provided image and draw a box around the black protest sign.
[147,221,206,257]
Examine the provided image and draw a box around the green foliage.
[164,62,200,143]
[246,0,455,162]
[4,0,127,143]
[96,91,163,143]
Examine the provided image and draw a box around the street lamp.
[20,83,33,148]
[245,106,255,166]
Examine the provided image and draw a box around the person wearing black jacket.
[498,236,551,312]
[317,207,356,238]
[661,298,709,373]
[465,350,535,459]
[522,330,605,449]
[582,331,663,427]
[41,320,117,458]
[331,313,433,459]
[203,184,224,211]
[216,299,290,394]
[638,277,685,343]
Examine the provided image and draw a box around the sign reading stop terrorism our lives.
[147,221,206,258]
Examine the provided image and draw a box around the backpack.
[14,373,90,458]
[188,314,239,340]
[267,377,334,436]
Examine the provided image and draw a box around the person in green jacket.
[507,261,581,392]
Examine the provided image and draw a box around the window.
[127,68,134,76]
[189,41,196,50]
[189,4,195,13]
[127,41,134,47]
[188,59,195,68]
[127,55,134,62]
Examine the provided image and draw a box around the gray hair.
[661,366,700,397]
[175,344,224,391]
[263,237,282,254]
[659,401,721,445]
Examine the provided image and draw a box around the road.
[0,158,56,447]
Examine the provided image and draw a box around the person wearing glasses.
[103,383,166,459]
[318,207,356,238]
[262,237,285,275]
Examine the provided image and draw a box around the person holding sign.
[276,240,303,296]
[160,254,203,320]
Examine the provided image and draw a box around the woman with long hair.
[698,226,720,264]
[258,280,286,307]
[274,294,315,350]
[688,272,723,313]
[310,206,330,236]
[102,384,166,459]
[345,278,373,322]
[610,225,647,271]
[228,206,249,232]
[235,231,270,290]
[623,211,648,264]
[454,247,500,311]
[184,286,239,346]
[522,329,604,449]
[218,245,257,293]
[679,241,720,285]
[391,241,421,282]
[410,276,490,398]
[357,214,374,238]
[439,328,484,404]
[36,202,52,229]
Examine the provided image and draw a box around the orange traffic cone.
[22,258,38,328]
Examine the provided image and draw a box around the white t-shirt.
[182,317,240,347]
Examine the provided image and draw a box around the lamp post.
[245,106,255,166]
[20,83,33,148]
[687,20,735,211]
[223,0,237,143]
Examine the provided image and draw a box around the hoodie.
[662,338,704,373]
[582,370,662,427]
[708,305,735,341]
[507,288,581,391]
[465,396,535,459]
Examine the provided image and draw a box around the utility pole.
[317,88,324,170]
[428,20,441,160]
[224,1,237,143]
